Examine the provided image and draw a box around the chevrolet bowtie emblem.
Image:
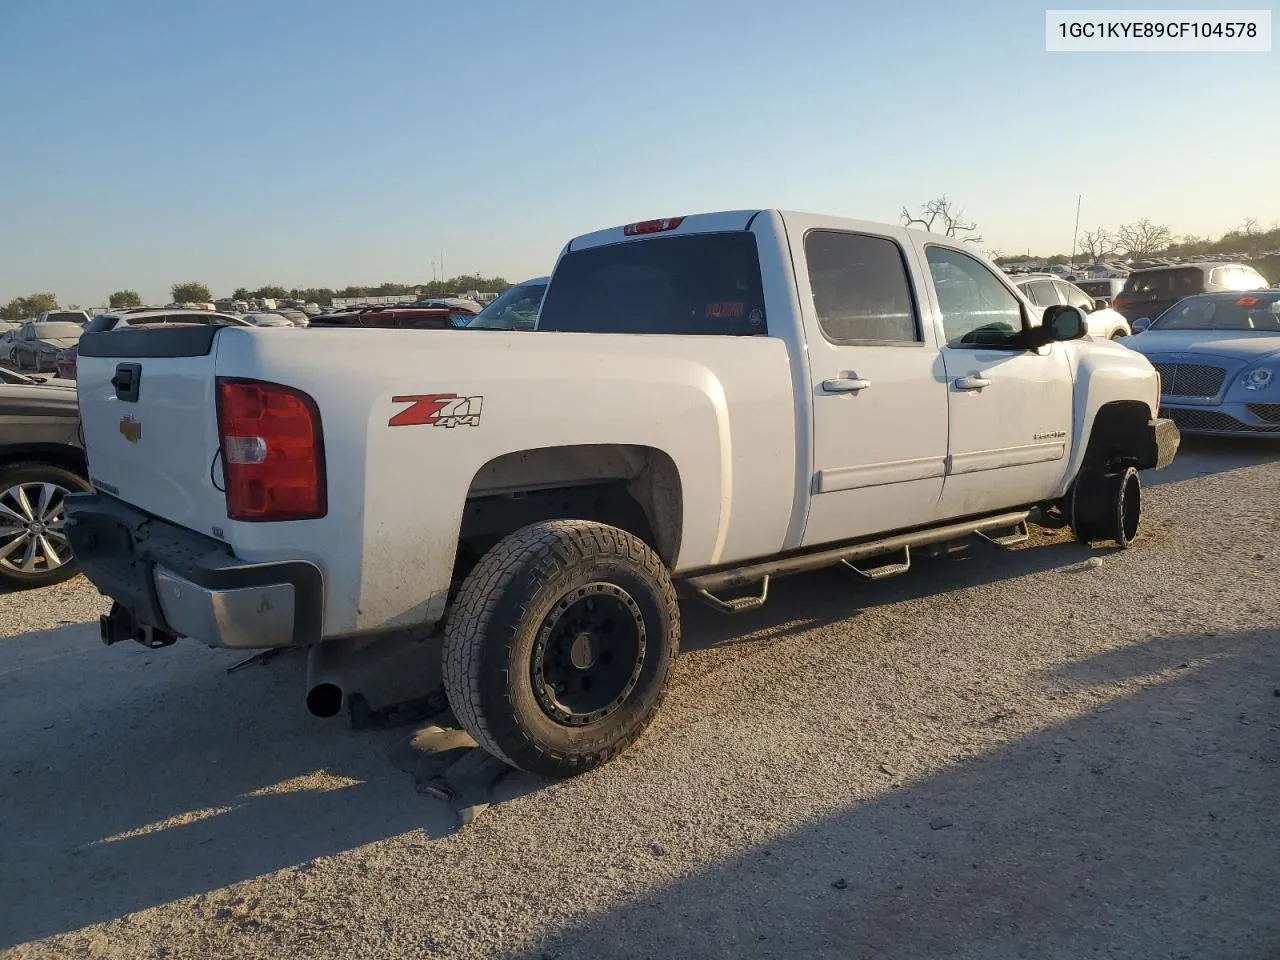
[119,415,142,443]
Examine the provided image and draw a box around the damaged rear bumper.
[64,492,323,649]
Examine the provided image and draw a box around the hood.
[0,382,80,412]
[1125,330,1280,365]
[37,336,81,349]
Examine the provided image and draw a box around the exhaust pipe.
[305,631,443,718]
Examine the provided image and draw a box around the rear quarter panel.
[213,328,797,635]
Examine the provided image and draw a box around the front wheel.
[443,520,680,778]
[0,462,90,589]
[1070,466,1142,548]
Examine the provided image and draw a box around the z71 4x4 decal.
[388,394,484,428]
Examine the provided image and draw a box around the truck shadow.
[522,627,1280,960]
[0,624,545,948]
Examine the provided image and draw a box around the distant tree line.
[996,217,1280,265]
[227,275,511,307]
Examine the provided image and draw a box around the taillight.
[215,378,326,521]
[623,217,684,236]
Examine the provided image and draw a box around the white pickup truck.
[66,210,1179,777]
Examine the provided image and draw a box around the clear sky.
[1,0,1276,306]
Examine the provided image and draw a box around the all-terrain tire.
[442,519,680,778]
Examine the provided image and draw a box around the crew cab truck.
[65,210,1180,778]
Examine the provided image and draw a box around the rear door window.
[538,232,766,335]
[1025,279,1062,307]
[803,230,919,343]
[1055,280,1094,311]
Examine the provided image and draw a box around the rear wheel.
[0,463,90,588]
[1070,466,1142,548]
[443,520,680,778]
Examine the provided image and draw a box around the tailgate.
[76,326,229,537]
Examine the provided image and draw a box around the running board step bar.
[975,520,1030,548]
[683,509,1032,613]
[842,546,911,581]
[693,576,770,614]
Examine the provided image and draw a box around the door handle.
[822,377,872,394]
[954,375,991,391]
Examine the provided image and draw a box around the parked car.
[1075,278,1127,309]
[0,372,88,588]
[1012,274,1131,339]
[1121,290,1280,437]
[308,306,459,329]
[1113,262,1270,327]
[413,297,483,326]
[66,208,1179,778]
[241,312,297,327]
[272,308,310,327]
[8,320,84,372]
[54,309,249,380]
[465,276,549,330]
[36,309,90,326]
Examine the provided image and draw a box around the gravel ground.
[1,438,1277,960]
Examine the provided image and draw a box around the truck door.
[917,243,1073,518]
[792,223,950,547]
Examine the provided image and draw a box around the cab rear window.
[538,232,766,335]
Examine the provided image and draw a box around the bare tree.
[901,196,983,243]
[1115,219,1173,258]
[1079,228,1115,262]
[1241,216,1259,236]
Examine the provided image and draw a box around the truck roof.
[564,209,976,254]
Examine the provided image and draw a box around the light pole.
[1070,194,1082,270]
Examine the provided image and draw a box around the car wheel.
[443,519,680,778]
[1070,466,1141,549]
[0,463,91,589]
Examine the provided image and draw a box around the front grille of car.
[1151,362,1226,397]
[1246,403,1280,424]
[1163,407,1280,433]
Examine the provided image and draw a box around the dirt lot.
[1,438,1277,960]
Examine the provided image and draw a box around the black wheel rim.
[531,582,647,727]
[1119,471,1141,543]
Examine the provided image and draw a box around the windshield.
[33,322,85,339]
[42,311,87,324]
[1151,295,1280,332]
[467,281,548,330]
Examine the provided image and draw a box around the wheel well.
[455,444,683,582]
[0,444,87,478]
[1081,401,1155,471]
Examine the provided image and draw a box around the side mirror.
[1025,305,1087,349]
[1131,317,1153,333]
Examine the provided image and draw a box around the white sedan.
[1013,274,1132,340]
